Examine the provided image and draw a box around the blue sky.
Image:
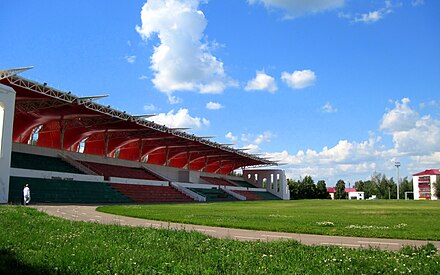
[1,0,439,185]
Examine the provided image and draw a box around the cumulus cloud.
[136,0,237,96]
[206,101,223,110]
[248,0,345,19]
[270,98,440,183]
[322,102,338,113]
[147,108,210,129]
[245,71,278,93]
[262,134,386,183]
[281,70,316,89]
[266,136,383,167]
[411,153,440,169]
[380,98,419,132]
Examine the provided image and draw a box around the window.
[0,102,4,158]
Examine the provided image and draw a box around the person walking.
[23,184,31,205]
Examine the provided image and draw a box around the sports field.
[1,206,439,274]
[98,200,440,240]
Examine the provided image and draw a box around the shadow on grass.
[0,249,55,275]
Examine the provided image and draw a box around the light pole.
[395,161,400,200]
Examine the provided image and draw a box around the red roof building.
[413,169,440,176]
[412,169,440,200]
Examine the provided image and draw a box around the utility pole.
[395,161,400,200]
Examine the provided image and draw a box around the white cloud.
[136,0,237,96]
[225,132,238,143]
[281,69,316,89]
[245,71,278,93]
[125,55,136,64]
[263,135,385,183]
[411,153,440,169]
[268,98,440,183]
[266,136,383,166]
[167,94,182,105]
[254,131,273,145]
[322,102,338,113]
[354,11,383,24]
[143,104,158,112]
[380,98,420,133]
[387,114,440,155]
[248,0,345,19]
[228,131,274,153]
[206,101,223,110]
[342,1,395,24]
[147,108,209,129]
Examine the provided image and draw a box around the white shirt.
[23,186,30,198]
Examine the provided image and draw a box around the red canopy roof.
[1,75,277,174]
[327,187,358,193]
[413,169,440,176]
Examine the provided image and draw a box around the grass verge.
[1,206,439,274]
[98,200,440,240]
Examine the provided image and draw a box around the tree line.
[354,172,413,200]
[288,172,414,200]
[287,176,331,200]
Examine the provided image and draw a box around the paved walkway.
[34,205,440,252]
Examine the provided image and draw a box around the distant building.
[412,169,440,200]
[327,187,364,200]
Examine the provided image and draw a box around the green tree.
[433,177,440,199]
[399,177,413,199]
[300,176,316,199]
[335,179,346,199]
[316,180,330,199]
[288,179,300,200]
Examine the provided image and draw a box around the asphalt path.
[34,205,440,252]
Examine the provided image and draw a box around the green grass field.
[1,206,439,274]
[98,200,440,240]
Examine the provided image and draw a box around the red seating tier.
[81,161,164,181]
[110,184,193,203]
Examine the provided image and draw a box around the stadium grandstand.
[0,67,290,204]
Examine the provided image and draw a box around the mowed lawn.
[98,200,440,240]
[1,206,439,274]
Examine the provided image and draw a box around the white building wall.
[243,169,290,200]
[412,174,439,200]
[0,84,16,203]
[348,191,364,200]
[412,176,420,200]
[431,175,438,200]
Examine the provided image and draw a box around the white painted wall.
[348,191,364,200]
[412,176,420,200]
[243,169,290,200]
[0,84,15,203]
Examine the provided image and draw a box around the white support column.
[243,169,290,200]
[0,84,16,203]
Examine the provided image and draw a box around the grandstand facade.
[0,68,289,204]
